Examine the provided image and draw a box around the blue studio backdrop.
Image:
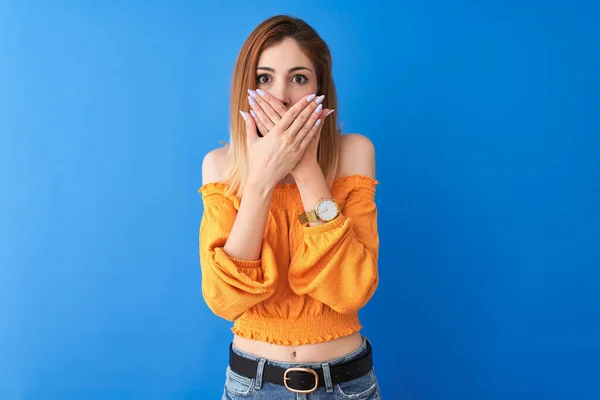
[1,1,599,399]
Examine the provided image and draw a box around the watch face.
[316,199,339,221]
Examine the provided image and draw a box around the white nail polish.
[248,89,257,98]
[306,94,316,102]
[256,89,265,97]
[248,96,257,106]
[315,119,322,127]
[314,104,323,114]
[326,109,335,117]
[239,110,247,120]
[315,95,325,104]
[251,110,257,118]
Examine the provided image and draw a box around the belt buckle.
[283,367,319,394]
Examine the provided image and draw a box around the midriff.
[232,331,363,363]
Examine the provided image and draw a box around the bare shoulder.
[201,144,230,185]
[337,133,376,179]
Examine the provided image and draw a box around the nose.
[269,83,290,108]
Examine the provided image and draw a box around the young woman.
[199,15,382,399]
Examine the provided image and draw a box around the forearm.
[223,181,274,260]
[288,205,380,314]
[294,162,332,227]
[288,173,380,312]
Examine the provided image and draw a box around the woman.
[199,15,382,399]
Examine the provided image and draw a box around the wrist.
[292,162,322,185]
[245,176,275,199]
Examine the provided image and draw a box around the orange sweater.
[197,174,380,346]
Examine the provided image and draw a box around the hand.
[246,89,335,178]
[291,106,335,180]
[240,93,324,190]
[246,89,288,137]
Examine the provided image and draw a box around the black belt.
[229,341,373,394]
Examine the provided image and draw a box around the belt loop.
[254,358,267,390]
[321,362,334,393]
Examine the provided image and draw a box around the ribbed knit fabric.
[198,175,379,346]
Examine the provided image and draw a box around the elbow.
[201,281,276,322]
[202,287,242,322]
[332,304,362,314]
[206,302,239,322]
[331,277,379,314]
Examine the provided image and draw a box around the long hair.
[221,15,340,198]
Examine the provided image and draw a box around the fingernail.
[315,95,325,104]
[248,89,257,98]
[315,119,322,127]
[306,93,316,102]
[250,110,257,118]
[239,110,247,120]
[256,89,265,97]
[326,109,335,117]
[248,96,257,106]
[314,104,323,114]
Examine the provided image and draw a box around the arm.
[288,135,379,314]
[200,93,327,320]
[198,150,278,321]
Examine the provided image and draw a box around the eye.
[256,74,271,84]
[292,74,308,84]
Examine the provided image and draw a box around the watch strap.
[298,210,318,225]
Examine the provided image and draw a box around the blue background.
[1,1,599,399]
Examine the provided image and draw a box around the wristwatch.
[298,198,340,225]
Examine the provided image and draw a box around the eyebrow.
[256,66,313,73]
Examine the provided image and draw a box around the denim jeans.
[222,336,382,399]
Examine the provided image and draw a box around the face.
[255,37,318,109]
